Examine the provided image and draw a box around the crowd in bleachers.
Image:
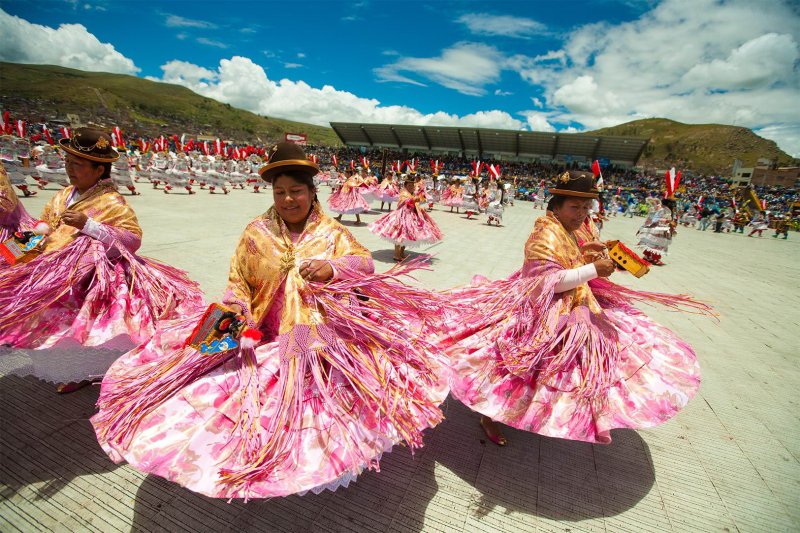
[303,145,798,221]
[4,115,798,227]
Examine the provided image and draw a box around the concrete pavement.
[1,179,798,532]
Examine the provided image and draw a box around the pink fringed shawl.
[445,214,712,399]
[0,236,203,348]
[93,205,449,499]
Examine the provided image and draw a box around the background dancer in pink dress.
[369,176,444,261]
[328,168,368,224]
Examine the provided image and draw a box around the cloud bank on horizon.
[1,1,798,158]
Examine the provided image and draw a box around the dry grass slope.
[3,63,794,173]
[590,118,794,174]
[0,62,340,145]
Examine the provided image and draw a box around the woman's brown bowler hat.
[549,170,599,199]
[58,128,119,162]
[259,142,319,183]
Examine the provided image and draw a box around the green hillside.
[589,118,794,174]
[0,62,340,145]
[2,63,794,174]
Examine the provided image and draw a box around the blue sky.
[2,0,799,156]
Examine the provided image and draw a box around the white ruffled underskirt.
[297,451,387,496]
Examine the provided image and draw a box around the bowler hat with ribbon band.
[58,128,119,163]
[549,170,599,199]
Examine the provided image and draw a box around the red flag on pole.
[665,167,681,198]
[591,160,604,188]
[112,126,124,148]
[591,160,601,178]
[41,125,54,145]
[470,160,483,178]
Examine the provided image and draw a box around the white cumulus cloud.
[520,111,556,132]
[157,60,217,88]
[681,33,799,90]
[0,8,139,74]
[508,0,800,156]
[152,56,525,130]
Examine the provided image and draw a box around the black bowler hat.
[258,142,319,183]
[549,170,599,199]
[59,128,119,162]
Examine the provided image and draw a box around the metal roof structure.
[330,122,649,165]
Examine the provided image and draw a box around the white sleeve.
[80,217,117,249]
[554,263,598,293]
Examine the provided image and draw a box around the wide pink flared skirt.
[447,307,700,443]
[369,205,444,247]
[328,187,369,214]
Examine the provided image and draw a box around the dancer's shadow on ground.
[429,398,656,524]
[129,397,654,532]
[0,374,120,501]
[371,249,438,266]
[1,370,655,531]
[337,219,370,228]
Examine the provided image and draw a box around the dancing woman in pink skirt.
[92,143,449,500]
[440,170,711,446]
[328,168,368,224]
[369,176,444,261]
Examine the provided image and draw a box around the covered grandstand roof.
[330,122,649,165]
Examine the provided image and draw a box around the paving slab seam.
[701,396,796,523]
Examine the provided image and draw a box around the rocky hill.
[589,118,795,174]
[0,62,340,145]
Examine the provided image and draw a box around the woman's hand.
[581,240,607,262]
[593,258,616,278]
[299,259,334,282]
[61,210,88,230]
[226,303,245,317]
[580,241,606,254]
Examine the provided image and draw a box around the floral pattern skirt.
[446,307,700,443]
